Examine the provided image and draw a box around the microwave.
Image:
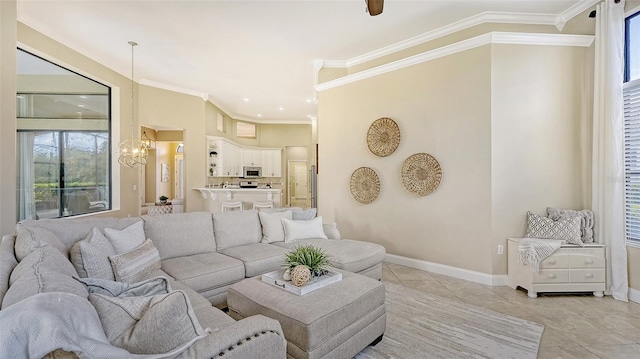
[242,166,262,178]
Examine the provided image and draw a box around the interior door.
[294,163,308,199]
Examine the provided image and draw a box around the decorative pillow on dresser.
[547,208,594,243]
[526,212,582,245]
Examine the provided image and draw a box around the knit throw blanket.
[517,238,564,272]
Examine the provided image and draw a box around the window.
[624,11,640,247]
[236,121,256,139]
[17,49,111,220]
[217,113,224,132]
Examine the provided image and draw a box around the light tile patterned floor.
[382,262,640,359]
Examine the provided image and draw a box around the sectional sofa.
[0,209,386,358]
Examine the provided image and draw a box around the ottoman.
[227,270,386,359]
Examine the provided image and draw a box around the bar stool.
[252,201,274,210]
[222,201,243,212]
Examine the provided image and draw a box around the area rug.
[355,282,543,359]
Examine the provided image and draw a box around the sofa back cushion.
[17,217,141,256]
[14,226,67,261]
[142,212,216,260]
[0,236,19,306]
[2,245,88,309]
[212,210,262,251]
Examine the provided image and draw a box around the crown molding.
[321,60,349,68]
[344,11,558,68]
[316,32,594,92]
[554,0,600,31]
[138,79,208,101]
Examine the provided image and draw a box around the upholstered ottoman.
[227,270,386,359]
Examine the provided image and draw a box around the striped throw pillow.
[109,239,161,283]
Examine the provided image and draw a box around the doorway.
[288,160,308,208]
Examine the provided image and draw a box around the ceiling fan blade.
[367,0,384,16]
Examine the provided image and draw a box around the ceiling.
[17,0,595,125]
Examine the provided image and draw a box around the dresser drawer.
[569,269,605,283]
[532,269,569,283]
[569,255,605,269]
[539,255,569,269]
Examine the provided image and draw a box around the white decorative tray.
[261,269,342,296]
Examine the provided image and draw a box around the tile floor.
[382,262,640,359]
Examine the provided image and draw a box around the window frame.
[16,48,113,220]
[624,10,640,248]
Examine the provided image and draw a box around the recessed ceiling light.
[257,114,262,117]
[279,107,284,111]
[306,99,312,103]
[80,95,87,99]
[78,105,85,107]
[243,98,250,102]
[307,115,312,118]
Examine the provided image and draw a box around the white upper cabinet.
[262,149,282,178]
[242,149,262,166]
[206,136,281,178]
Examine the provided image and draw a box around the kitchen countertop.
[193,187,282,201]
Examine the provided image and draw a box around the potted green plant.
[283,244,332,286]
[159,195,169,204]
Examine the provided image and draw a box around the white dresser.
[507,238,606,298]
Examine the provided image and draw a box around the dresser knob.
[586,273,594,279]
[585,259,594,265]
[548,274,556,279]
[548,260,556,265]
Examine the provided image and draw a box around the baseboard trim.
[385,254,508,286]
[629,288,640,304]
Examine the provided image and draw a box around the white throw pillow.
[282,217,328,243]
[259,210,293,243]
[104,221,146,254]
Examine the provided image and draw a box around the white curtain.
[17,132,36,221]
[592,0,628,301]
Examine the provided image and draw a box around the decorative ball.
[282,268,291,281]
[291,265,311,287]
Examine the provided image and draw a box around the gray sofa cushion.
[219,244,289,277]
[2,246,88,309]
[0,236,19,306]
[212,210,263,251]
[69,228,116,280]
[17,217,141,255]
[272,239,386,273]
[89,290,208,354]
[161,252,244,294]
[143,212,216,259]
[104,221,146,254]
[15,226,67,261]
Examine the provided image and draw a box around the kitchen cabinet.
[243,149,262,166]
[262,149,282,177]
[206,136,281,178]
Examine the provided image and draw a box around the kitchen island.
[194,187,282,212]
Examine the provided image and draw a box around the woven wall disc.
[367,117,400,157]
[350,167,381,204]
[401,153,442,196]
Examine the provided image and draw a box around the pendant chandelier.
[118,41,148,168]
